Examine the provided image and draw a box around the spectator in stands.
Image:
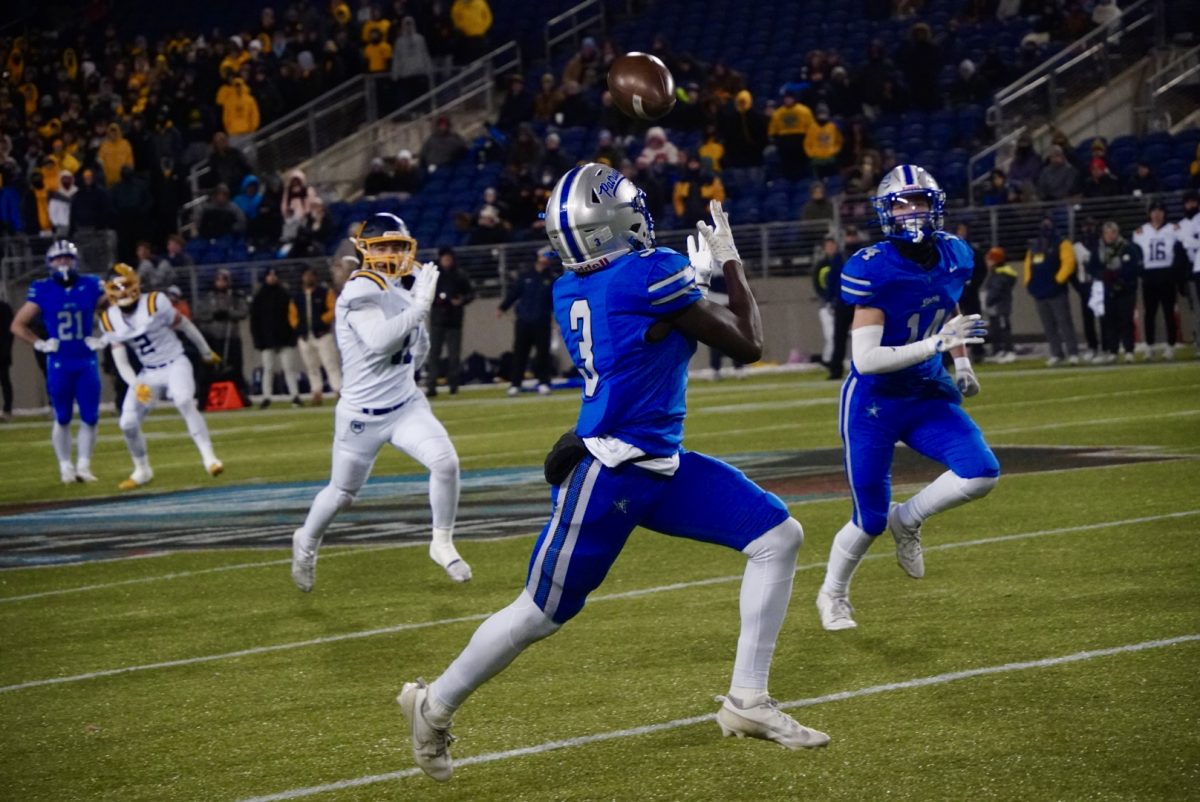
[203,132,251,192]
[673,153,726,227]
[812,235,847,378]
[364,158,395,195]
[636,126,681,169]
[536,132,573,176]
[195,268,251,409]
[425,247,475,397]
[496,74,534,134]
[251,267,302,408]
[804,104,843,179]
[47,170,76,237]
[1124,160,1160,196]
[978,46,1011,91]
[1071,218,1102,360]
[825,66,861,119]
[1133,201,1183,359]
[768,91,814,180]
[1008,132,1042,199]
[981,168,1011,205]
[234,175,264,221]
[68,169,112,236]
[1190,144,1200,188]
[251,64,286,126]
[196,184,247,240]
[1082,158,1121,198]
[1024,215,1080,366]
[507,123,543,170]
[855,39,897,111]
[394,149,423,194]
[1036,145,1080,201]
[162,234,194,273]
[136,241,174,291]
[956,221,989,361]
[498,245,557,396]
[467,204,511,245]
[111,166,154,262]
[720,90,768,185]
[420,116,468,168]
[951,59,990,105]
[983,247,1017,363]
[563,37,602,90]
[1092,0,1121,27]
[290,266,341,405]
[20,170,50,236]
[592,129,626,167]
[222,78,261,141]
[897,23,943,111]
[281,169,320,238]
[558,80,598,128]
[151,157,190,245]
[363,27,393,75]
[1089,220,1141,363]
[450,0,492,64]
[533,73,564,124]
[697,125,725,173]
[800,181,834,222]
[97,123,134,187]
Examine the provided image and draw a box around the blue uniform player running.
[11,240,106,483]
[400,164,829,784]
[816,165,1000,632]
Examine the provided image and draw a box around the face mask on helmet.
[46,239,79,284]
[105,263,141,308]
[545,163,655,272]
[353,213,418,278]
[870,165,945,244]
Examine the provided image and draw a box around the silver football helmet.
[545,163,655,272]
[870,165,946,244]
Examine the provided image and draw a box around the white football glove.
[84,336,106,352]
[954,357,981,397]
[34,337,60,353]
[932,314,987,353]
[411,261,440,312]
[697,199,741,267]
[686,230,713,297]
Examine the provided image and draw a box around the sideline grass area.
[0,360,1197,801]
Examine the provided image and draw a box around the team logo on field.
[351,420,366,434]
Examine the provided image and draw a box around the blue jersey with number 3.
[840,233,972,397]
[26,275,104,361]
[553,247,702,455]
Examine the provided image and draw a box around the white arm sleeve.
[112,345,139,386]
[851,324,938,375]
[346,303,427,356]
[173,316,213,355]
[410,323,431,371]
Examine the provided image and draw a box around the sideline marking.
[237,634,1200,801]
[1,509,1195,693]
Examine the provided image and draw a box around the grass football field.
[0,359,1198,801]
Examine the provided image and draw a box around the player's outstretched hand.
[933,314,987,352]
[412,261,440,311]
[34,337,60,353]
[135,383,153,404]
[698,200,741,267]
[202,351,222,366]
[686,230,713,296]
[84,336,106,352]
[954,358,981,397]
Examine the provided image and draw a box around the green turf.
[1,359,1198,801]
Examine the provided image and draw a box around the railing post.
[988,206,998,249]
[497,247,507,296]
[760,225,769,279]
[1047,72,1057,120]
[366,76,379,124]
[307,110,319,160]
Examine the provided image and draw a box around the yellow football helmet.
[352,212,418,277]
[105,263,141,308]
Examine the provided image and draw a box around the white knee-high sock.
[731,517,804,691]
[76,424,96,469]
[428,591,560,721]
[898,471,998,530]
[176,400,217,465]
[121,425,148,461]
[297,483,352,550]
[820,521,874,597]
[426,449,460,531]
[52,422,72,467]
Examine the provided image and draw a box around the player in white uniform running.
[291,213,470,591]
[99,263,224,490]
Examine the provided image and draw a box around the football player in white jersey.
[99,264,225,490]
[1132,201,1183,359]
[291,213,470,591]
[1177,191,1200,346]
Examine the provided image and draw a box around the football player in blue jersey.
[10,240,107,483]
[815,165,1000,632]
[399,163,828,782]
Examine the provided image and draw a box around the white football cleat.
[715,691,829,749]
[536,383,551,396]
[291,529,317,592]
[816,590,857,631]
[1162,344,1175,360]
[430,534,472,583]
[1044,356,1061,367]
[75,466,98,483]
[118,467,153,491]
[888,502,924,579]
[59,464,77,484]
[398,679,456,782]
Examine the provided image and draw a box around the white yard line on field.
[236,633,1200,802]
[988,409,1200,435]
[1,509,1195,694]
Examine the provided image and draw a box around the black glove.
[544,429,588,485]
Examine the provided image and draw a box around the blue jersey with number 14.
[840,232,973,398]
[553,247,702,456]
[26,275,104,361]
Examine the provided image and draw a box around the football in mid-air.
[607,52,676,121]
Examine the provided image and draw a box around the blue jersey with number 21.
[26,275,104,361]
[840,232,973,398]
[554,247,702,456]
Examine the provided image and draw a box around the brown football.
[607,52,676,121]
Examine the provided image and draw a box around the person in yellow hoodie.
[222,78,261,138]
[450,0,492,64]
[767,91,814,180]
[97,122,134,187]
[672,152,725,226]
[1023,215,1080,366]
[803,103,843,178]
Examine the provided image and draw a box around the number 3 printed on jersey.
[570,299,598,397]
